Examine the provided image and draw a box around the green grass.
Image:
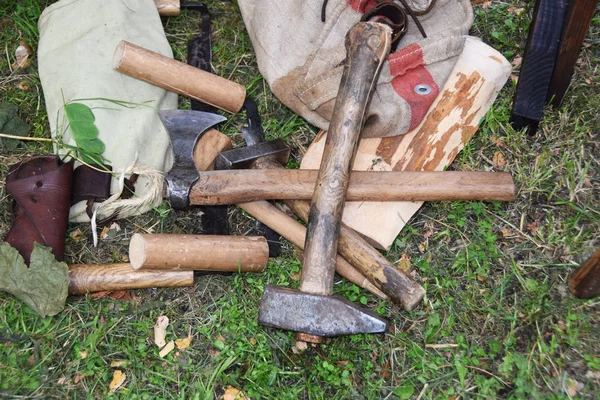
[1,0,599,398]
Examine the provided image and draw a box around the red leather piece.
[4,156,74,264]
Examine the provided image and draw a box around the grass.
[1,0,599,398]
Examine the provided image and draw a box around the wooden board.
[300,37,511,250]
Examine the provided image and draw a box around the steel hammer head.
[258,284,388,337]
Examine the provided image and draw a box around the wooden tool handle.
[301,22,392,296]
[68,263,194,295]
[568,248,600,299]
[129,233,269,271]
[155,0,180,16]
[237,201,386,299]
[113,41,246,113]
[190,169,516,205]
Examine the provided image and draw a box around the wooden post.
[568,248,600,299]
[547,0,599,106]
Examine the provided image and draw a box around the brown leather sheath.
[4,156,74,264]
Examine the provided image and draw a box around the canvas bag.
[238,0,473,138]
[38,0,177,222]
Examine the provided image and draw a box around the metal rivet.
[414,84,432,95]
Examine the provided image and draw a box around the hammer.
[257,18,398,341]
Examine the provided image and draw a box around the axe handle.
[155,0,180,16]
[189,169,516,205]
[68,263,194,295]
[128,233,269,271]
[113,41,246,114]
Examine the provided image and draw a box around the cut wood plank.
[300,37,511,249]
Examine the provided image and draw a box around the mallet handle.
[113,41,246,114]
[189,169,515,205]
[301,23,392,296]
[155,0,180,16]
[68,263,194,295]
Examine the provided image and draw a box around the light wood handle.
[302,23,391,296]
[68,263,194,295]
[155,0,180,16]
[189,169,516,205]
[129,233,269,271]
[568,248,600,299]
[238,201,387,299]
[113,40,246,113]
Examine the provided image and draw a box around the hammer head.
[258,284,388,337]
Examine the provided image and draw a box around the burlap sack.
[38,0,177,222]
[239,0,473,138]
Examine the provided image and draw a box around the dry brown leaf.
[16,81,30,91]
[379,361,391,379]
[490,135,506,148]
[175,335,192,350]
[397,253,411,273]
[13,41,33,69]
[526,221,540,234]
[57,376,67,385]
[418,242,426,253]
[511,55,522,68]
[154,316,169,348]
[100,226,110,240]
[79,350,88,359]
[565,377,583,397]
[74,374,86,384]
[291,340,308,354]
[223,386,249,400]
[109,370,126,393]
[110,360,129,367]
[492,151,507,169]
[216,335,226,344]
[69,228,83,242]
[209,349,221,357]
[249,337,257,346]
[501,227,513,238]
[159,341,175,358]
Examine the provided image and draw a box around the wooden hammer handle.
[113,41,246,113]
[189,169,516,205]
[68,263,194,295]
[301,23,392,296]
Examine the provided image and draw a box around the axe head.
[159,110,226,209]
[258,284,388,337]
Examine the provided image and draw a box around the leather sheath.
[4,156,74,264]
[71,164,112,205]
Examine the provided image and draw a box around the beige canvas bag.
[38,0,177,223]
[239,0,473,138]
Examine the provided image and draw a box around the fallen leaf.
[175,329,192,350]
[223,386,249,400]
[110,222,121,232]
[110,360,129,367]
[511,55,522,68]
[159,341,175,358]
[57,376,67,385]
[154,316,169,348]
[16,81,30,91]
[510,74,519,84]
[526,221,540,234]
[69,228,83,242]
[13,41,33,69]
[79,350,88,359]
[209,349,221,357]
[565,377,583,397]
[501,227,513,238]
[291,340,308,354]
[397,253,411,273]
[380,361,391,379]
[0,243,69,317]
[249,338,257,346]
[100,226,110,240]
[109,370,126,393]
[418,242,426,253]
[490,135,506,148]
[492,151,507,169]
[74,374,86,384]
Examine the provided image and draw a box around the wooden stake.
[129,234,269,271]
[113,41,246,113]
[155,0,180,16]
[568,248,600,299]
[68,263,193,295]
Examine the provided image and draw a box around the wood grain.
[301,37,512,249]
[155,0,180,16]
[68,263,194,295]
[189,169,515,204]
[568,248,600,299]
[112,41,246,113]
[547,0,599,106]
[129,233,269,271]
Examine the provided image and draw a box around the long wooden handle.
[238,201,387,299]
[568,248,600,299]
[68,263,194,295]
[113,41,246,113]
[189,169,515,205]
[129,233,269,271]
[155,0,180,16]
[301,22,392,296]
